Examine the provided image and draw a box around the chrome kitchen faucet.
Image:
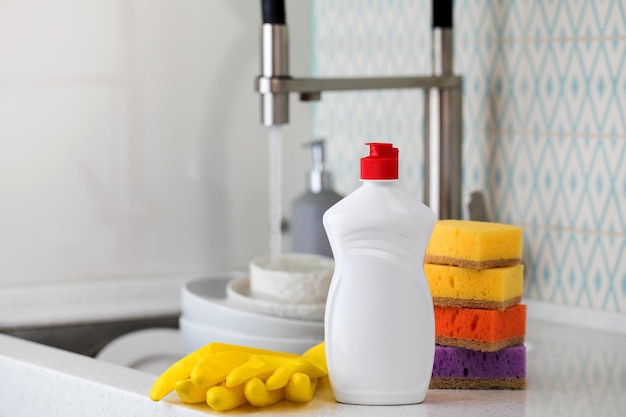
[255,0,463,219]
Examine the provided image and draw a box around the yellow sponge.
[425,264,523,311]
[426,220,523,269]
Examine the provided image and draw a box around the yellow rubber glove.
[149,342,299,401]
[149,342,328,411]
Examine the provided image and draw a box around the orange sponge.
[434,304,526,352]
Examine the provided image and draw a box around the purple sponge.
[431,344,526,389]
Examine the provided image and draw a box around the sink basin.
[3,316,179,358]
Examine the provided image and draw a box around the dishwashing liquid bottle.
[322,142,437,405]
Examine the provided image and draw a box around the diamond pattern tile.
[313,0,626,314]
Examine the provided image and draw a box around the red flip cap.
[360,142,399,180]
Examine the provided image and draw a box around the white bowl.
[227,276,326,321]
[249,253,334,304]
[179,316,322,355]
[181,273,324,339]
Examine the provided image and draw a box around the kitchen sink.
[2,315,179,358]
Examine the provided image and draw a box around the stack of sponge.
[425,220,526,389]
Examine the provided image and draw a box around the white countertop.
[1,318,625,417]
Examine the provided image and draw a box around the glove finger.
[206,383,247,411]
[286,373,317,403]
[244,378,286,407]
[174,379,208,404]
[265,365,296,390]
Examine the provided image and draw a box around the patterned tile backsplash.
[312,0,626,314]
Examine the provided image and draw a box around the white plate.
[96,328,182,375]
[182,274,324,338]
[226,277,326,321]
[179,316,322,355]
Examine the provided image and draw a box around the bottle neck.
[361,179,398,186]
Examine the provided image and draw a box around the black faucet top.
[433,0,453,28]
[262,0,286,25]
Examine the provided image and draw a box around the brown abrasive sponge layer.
[424,255,521,270]
[432,296,522,311]
[430,378,526,390]
[435,335,525,352]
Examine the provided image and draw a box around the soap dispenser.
[291,139,343,258]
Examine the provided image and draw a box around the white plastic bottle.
[323,142,436,405]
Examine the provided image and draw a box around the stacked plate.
[180,272,325,355]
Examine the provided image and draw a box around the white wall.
[0,0,311,286]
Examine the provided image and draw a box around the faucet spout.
[260,23,289,126]
[259,0,289,126]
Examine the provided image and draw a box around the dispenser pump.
[307,140,333,193]
[360,142,399,180]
